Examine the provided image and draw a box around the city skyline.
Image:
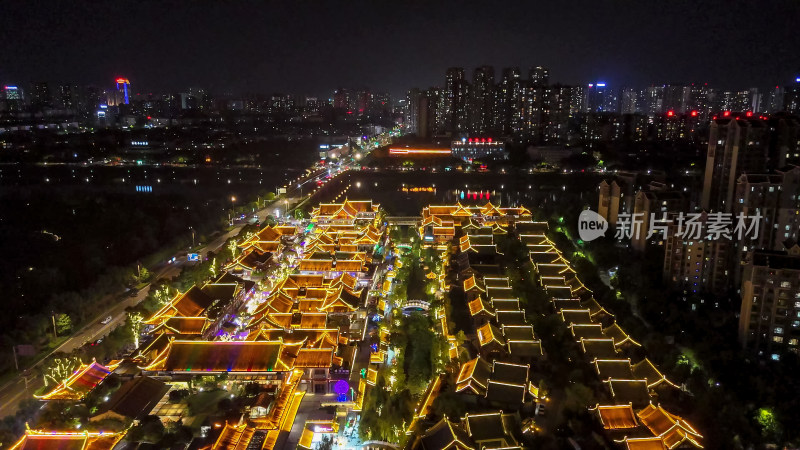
[2,1,800,96]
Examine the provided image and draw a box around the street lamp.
[189,226,195,248]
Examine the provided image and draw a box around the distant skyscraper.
[784,79,800,114]
[512,80,543,140]
[663,84,690,113]
[620,87,638,114]
[115,78,130,105]
[701,117,769,212]
[542,84,576,144]
[493,67,521,135]
[470,65,495,134]
[2,85,22,112]
[406,88,421,133]
[55,84,77,110]
[444,67,469,135]
[762,86,783,114]
[642,86,664,116]
[688,85,710,120]
[333,88,352,111]
[31,81,52,109]
[529,66,549,87]
[584,82,616,113]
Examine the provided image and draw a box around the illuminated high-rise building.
[701,117,769,212]
[115,78,130,105]
[584,82,617,113]
[620,87,638,114]
[31,81,52,109]
[444,67,469,135]
[493,67,521,135]
[739,246,800,360]
[529,66,549,87]
[469,65,495,134]
[2,85,22,112]
[784,78,800,115]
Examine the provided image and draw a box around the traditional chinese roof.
[552,298,583,311]
[462,412,518,446]
[145,286,214,324]
[623,438,668,450]
[594,404,639,430]
[593,359,634,380]
[248,327,339,349]
[632,359,680,389]
[637,404,703,449]
[313,199,379,221]
[603,323,641,347]
[485,380,526,404]
[419,417,476,450]
[8,429,125,450]
[145,340,295,373]
[515,221,549,234]
[584,297,615,320]
[507,340,543,358]
[545,285,574,298]
[36,360,116,401]
[282,274,327,289]
[560,309,594,325]
[455,357,492,395]
[485,286,514,300]
[151,316,208,335]
[92,376,169,421]
[604,379,651,408]
[328,272,359,291]
[570,323,605,340]
[463,275,485,292]
[491,298,520,311]
[491,361,529,385]
[319,285,361,312]
[468,296,494,317]
[579,338,620,360]
[501,325,536,342]
[496,311,528,326]
[294,348,335,368]
[212,422,256,450]
[477,322,506,348]
[226,250,273,271]
[499,206,532,217]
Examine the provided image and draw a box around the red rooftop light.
[690,110,698,117]
[667,110,674,117]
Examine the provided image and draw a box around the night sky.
[2,0,799,97]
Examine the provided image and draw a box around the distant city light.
[388,148,451,155]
